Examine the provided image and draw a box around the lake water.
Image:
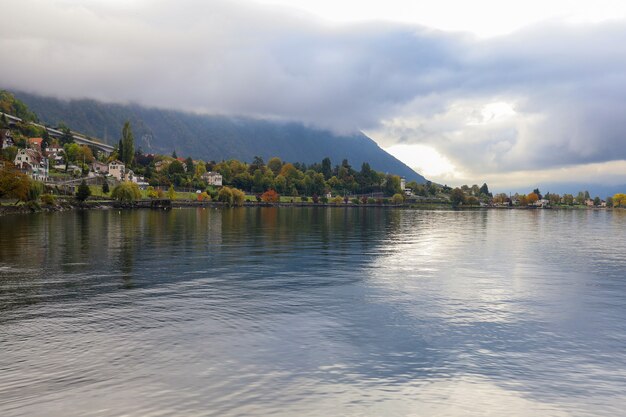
[1,207,626,416]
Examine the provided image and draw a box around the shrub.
[367,197,376,204]
[320,196,328,204]
[198,191,211,201]
[351,198,360,205]
[102,180,110,194]
[111,182,142,202]
[300,196,308,203]
[206,187,218,200]
[331,196,343,205]
[391,193,404,205]
[146,186,159,199]
[28,181,44,202]
[261,189,280,203]
[361,196,368,204]
[312,194,319,204]
[41,194,57,206]
[167,185,176,200]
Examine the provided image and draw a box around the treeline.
[131,151,406,197]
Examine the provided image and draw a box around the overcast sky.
[2,0,626,191]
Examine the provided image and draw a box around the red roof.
[29,138,43,146]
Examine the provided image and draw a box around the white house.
[14,148,48,181]
[400,177,406,191]
[1,130,14,149]
[201,171,223,186]
[108,160,125,181]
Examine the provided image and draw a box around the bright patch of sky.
[253,0,626,37]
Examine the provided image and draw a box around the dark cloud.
[2,0,626,175]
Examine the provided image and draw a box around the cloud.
[2,0,626,183]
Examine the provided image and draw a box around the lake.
[1,207,626,416]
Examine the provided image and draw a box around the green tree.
[75,180,91,202]
[321,157,332,179]
[2,146,18,162]
[194,161,206,178]
[383,174,402,196]
[218,186,234,206]
[392,193,404,205]
[450,188,466,208]
[267,157,282,176]
[117,139,124,161]
[185,156,194,174]
[60,127,74,145]
[231,188,245,206]
[111,182,142,202]
[168,160,185,176]
[121,121,134,166]
[102,179,110,194]
[563,194,574,205]
[41,129,50,152]
[594,196,601,206]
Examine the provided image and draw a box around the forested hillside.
[13,91,425,182]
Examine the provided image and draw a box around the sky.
[2,0,626,193]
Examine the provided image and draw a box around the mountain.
[13,91,426,182]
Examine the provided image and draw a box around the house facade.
[108,160,125,181]
[201,171,223,186]
[91,161,109,175]
[14,148,48,181]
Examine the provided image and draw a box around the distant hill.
[13,91,426,182]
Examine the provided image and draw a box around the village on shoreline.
[1,91,625,215]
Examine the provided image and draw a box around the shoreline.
[0,199,621,217]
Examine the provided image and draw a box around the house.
[535,199,550,207]
[154,160,170,172]
[46,145,64,155]
[91,161,109,175]
[28,137,43,151]
[13,148,48,181]
[123,169,148,188]
[108,160,125,181]
[1,129,14,149]
[201,171,223,186]
[585,199,595,207]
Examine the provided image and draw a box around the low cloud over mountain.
[2,0,626,188]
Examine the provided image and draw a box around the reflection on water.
[1,208,626,416]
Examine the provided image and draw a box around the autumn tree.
[527,192,539,204]
[261,189,280,203]
[0,165,31,203]
[613,193,626,208]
